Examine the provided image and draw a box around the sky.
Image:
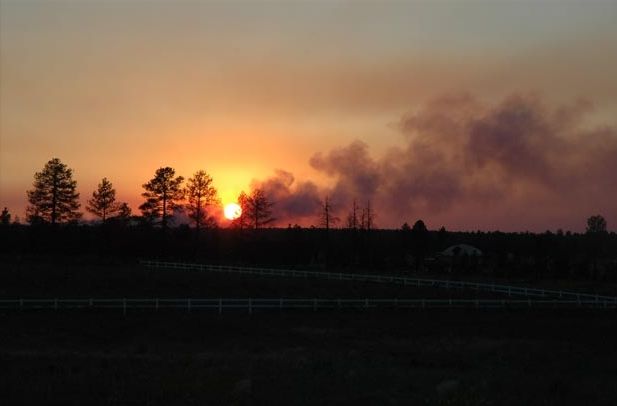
[1,0,616,231]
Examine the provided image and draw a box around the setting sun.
[223,203,242,220]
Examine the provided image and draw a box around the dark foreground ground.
[1,310,616,405]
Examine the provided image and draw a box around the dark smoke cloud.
[251,170,322,226]
[252,94,617,230]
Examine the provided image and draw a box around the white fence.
[141,260,617,303]
[0,297,615,313]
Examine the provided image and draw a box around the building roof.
[442,244,483,257]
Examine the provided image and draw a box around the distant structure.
[441,244,483,257]
[438,244,483,273]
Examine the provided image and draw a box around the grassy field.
[1,310,616,405]
[1,260,616,405]
[0,261,509,300]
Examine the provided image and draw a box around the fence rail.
[1,297,615,313]
[141,260,617,303]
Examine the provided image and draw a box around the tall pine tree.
[139,167,184,229]
[26,158,81,225]
[185,170,219,231]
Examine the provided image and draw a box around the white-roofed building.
[441,244,483,257]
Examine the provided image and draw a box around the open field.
[1,311,616,405]
[2,259,616,405]
[0,261,512,300]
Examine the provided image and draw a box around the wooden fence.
[1,297,615,314]
[141,260,617,303]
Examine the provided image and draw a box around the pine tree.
[0,207,10,226]
[185,170,219,231]
[86,178,120,222]
[116,202,132,220]
[139,167,184,229]
[26,158,81,225]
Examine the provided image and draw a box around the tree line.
[1,157,610,237]
[19,158,232,230]
[8,158,356,231]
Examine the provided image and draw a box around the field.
[1,260,616,405]
[0,260,510,300]
[2,311,616,405]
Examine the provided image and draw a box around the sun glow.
[224,202,242,220]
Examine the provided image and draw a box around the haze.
[1,0,616,231]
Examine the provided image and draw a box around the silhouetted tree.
[117,202,132,218]
[437,226,448,250]
[87,178,120,222]
[586,215,608,279]
[112,202,132,225]
[587,215,607,234]
[232,191,251,230]
[346,199,359,230]
[411,219,429,271]
[319,196,339,230]
[139,167,184,229]
[1,207,10,226]
[26,158,81,225]
[360,200,375,230]
[245,188,275,229]
[185,170,219,231]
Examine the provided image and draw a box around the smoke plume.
[252,93,617,231]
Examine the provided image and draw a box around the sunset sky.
[1,0,616,231]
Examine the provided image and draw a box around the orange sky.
[1,1,616,231]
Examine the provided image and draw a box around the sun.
[224,202,242,220]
